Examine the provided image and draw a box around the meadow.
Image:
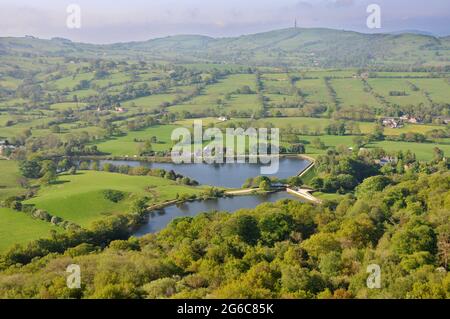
[94,125,178,156]
[25,171,203,227]
[297,135,450,161]
[0,160,24,201]
[0,208,61,252]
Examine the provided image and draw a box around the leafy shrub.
[103,190,125,203]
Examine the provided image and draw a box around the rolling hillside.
[1,28,450,68]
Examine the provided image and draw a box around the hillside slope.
[1,28,449,68]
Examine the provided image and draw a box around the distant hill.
[388,30,437,37]
[1,28,450,68]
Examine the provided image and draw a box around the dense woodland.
[0,169,448,298]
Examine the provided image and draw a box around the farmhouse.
[0,140,15,156]
[377,156,396,166]
[382,118,403,129]
[400,115,422,124]
[114,106,127,113]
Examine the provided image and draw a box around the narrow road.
[286,187,322,204]
[225,188,260,195]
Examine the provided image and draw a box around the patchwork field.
[298,134,450,161]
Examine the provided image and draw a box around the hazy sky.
[1,0,449,43]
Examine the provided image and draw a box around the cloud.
[333,0,355,7]
[0,0,448,42]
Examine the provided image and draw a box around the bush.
[32,209,52,222]
[50,216,63,225]
[103,190,125,203]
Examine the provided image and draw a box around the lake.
[99,157,310,188]
[94,157,310,235]
[133,191,304,235]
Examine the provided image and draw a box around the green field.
[223,117,441,136]
[333,78,379,107]
[50,102,87,110]
[0,160,25,200]
[409,78,450,104]
[0,208,61,252]
[296,78,332,105]
[25,171,203,227]
[298,134,450,161]
[95,125,178,156]
[169,74,258,115]
[368,78,430,106]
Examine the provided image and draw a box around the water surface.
[133,191,303,235]
[100,157,309,188]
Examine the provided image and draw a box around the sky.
[0,0,449,43]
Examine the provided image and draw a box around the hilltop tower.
[294,19,297,29]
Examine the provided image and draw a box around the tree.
[300,232,341,258]
[355,175,391,198]
[224,214,260,245]
[139,140,153,156]
[338,214,377,248]
[58,159,69,172]
[311,138,326,150]
[40,170,57,185]
[19,160,42,178]
[352,136,366,148]
[50,125,61,134]
[259,180,271,191]
[391,218,437,256]
[131,197,148,215]
[433,147,444,163]
[68,166,77,175]
[287,176,303,187]
[290,143,305,154]
[371,124,385,141]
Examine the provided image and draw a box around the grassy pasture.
[332,78,379,107]
[298,70,356,79]
[298,134,450,161]
[226,94,262,114]
[0,208,61,252]
[296,78,332,105]
[409,78,450,104]
[224,117,442,136]
[50,102,87,110]
[25,171,203,227]
[0,160,25,200]
[121,94,176,112]
[169,74,257,115]
[95,125,178,156]
[371,72,432,78]
[368,78,429,106]
[51,72,93,90]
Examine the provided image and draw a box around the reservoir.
[99,157,310,188]
[133,191,304,235]
[95,157,311,235]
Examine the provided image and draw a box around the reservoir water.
[99,157,310,188]
[94,157,311,235]
[133,191,304,235]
